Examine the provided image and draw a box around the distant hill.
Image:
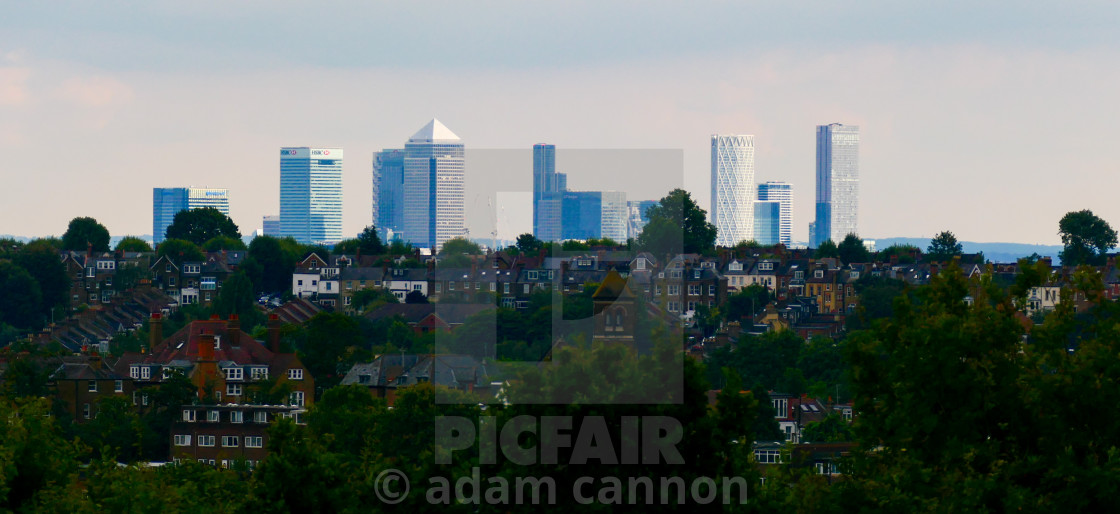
[872,237,1063,265]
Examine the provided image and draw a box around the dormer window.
[759,262,774,271]
[814,270,824,278]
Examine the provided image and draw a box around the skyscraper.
[533,144,566,242]
[757,182,793,246]
[711,135,755,247]
[373,148,405,241]
[812,124,860,247]
[561,191,628,242]
[152,187,230,244]
[279,147,343,245]
[753,201,781,246]
[627,199,658,240]
[262,215,280,237]
[402,119,465,250]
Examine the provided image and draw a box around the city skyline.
[279,147,343,245]
[4,2,1120,245]
[152,187,229,245]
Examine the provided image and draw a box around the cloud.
[0,67,30,106]
[55,75,133,107]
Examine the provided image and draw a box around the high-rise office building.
[812,124,860,247]
[262,215,280,237]
[153,187,230,244]
[561,191,627,242]
[533,144,567,242]
[627,199,658,240]
[280,147,344,245]
[753,201,782,246]
[373,149,405,241]
[757,182,793,246]
[711,135,756,247]
[402,119,465,250]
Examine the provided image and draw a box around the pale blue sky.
[3,1,1120,244]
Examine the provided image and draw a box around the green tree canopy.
[814,239,839,258]
[15,240,70,316]
[1058,209,1117,266]
[837,233,871,263]
[926,230,963,262]
[637,188,717,254]
[438,237,481,267]
[61,216,110,252]
[0,262,43,329]
[201,235,247,251]
[515,233,542,253]
[155,238,205,263]
[877,243,919,264]
[247,236,299,294]
[164,207,241,246]
[114,236,153,252]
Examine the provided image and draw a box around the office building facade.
[402,119,465,250]
[262,215,280,237]
[373,149,405,242]
[711,135,756,247]
[757,182,793,246]
[561,191,627,242]
[753,201,782,246]
[627,199,658,240]
[153,187,230,245]
[533,144,567,242]
[280,147,343,245]
[812,124,860,247]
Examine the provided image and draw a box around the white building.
[280,147,344,245]
[402,119,465,251]
[711,135,756,247]
[757,182,793,246]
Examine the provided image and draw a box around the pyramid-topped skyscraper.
[384,118,465,250]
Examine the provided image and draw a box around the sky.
[3,1,1120,245]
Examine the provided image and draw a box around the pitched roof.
[592,269,635,301]
[409,118,460,143]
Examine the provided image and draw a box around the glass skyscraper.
[533,144,566,242]
[753,201,782,246]
[402,119,465,250]
[813,124,860,247]
[627,199,658,240]
[373,148,405,241]
[711,135,756,247]
[561,191,627,242]
[757,182,793,246]
[152,187,230,244]
[279,147,343,245]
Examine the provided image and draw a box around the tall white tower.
[402,119,465,250]
[711,135,756,247]
[813,124,860,246]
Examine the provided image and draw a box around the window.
[182,409,196,422]
[288,368,304,380]
[297,279,303,286]
[290,391,305,406]
[667,301,680,313]
[174,435,192,447]
[169,277,176,287]
[184,264,200,274]
[489,282,496,292]
[448,281,455,291]
[251,367,268,380]
[760,262,774,271]
[708,285,716,296]
[230,411,243,423]
[687,301,696,312]
[140,367,150,380]
[434,283,442,293]
[208,410,219,422]
[772,399,788,418]
[85,267,95,278]
[88,380,98,392]
[114,380,123,393]
[814,270,824,278]
[754,449,783,464]
[523,284,530,294]
[688,284,700,296]
[503,283,510,294]
[222,436,239,447]
[528,271,538,280]
[83,403,91,419]
[198,435,216,447]
[326,282,332,291]
[254,411,268,423]
[245,436,264,448]
[225,368,243,381]
[227,384,242,396]
[344,296,352,306]
[668,285,680,296]
[412,284,422,291]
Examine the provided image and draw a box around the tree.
[164,207,241,246]
[0,262,43,329]
[877,243,919,264]
[61,216,110,252]
[438,237,481,267]
[213,272,259,326]
[515,233,542,253]
[201,235,247,251]
[248,235,298,294]
[725,284,771,322]
[814,239,839,259]
[15,240,69,316]
[926,230,963,262]
[355,225,385,255]
[837,233,870,263]
[351,288,398,312]
[1058,209,1117,266]
[404,290,428,304]
[114,236,152,252]
[155,238,205,263]
[637,188,717,254]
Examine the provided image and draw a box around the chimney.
[267,314,282,353]
[227,314,241,347]
[198,333,216,362]
[209,314,221,320]
[149,313,163,351]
